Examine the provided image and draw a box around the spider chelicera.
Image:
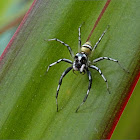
[46,24,128,112]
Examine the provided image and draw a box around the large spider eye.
[81,57,87,63]
[74,56,78,59]
[74,56,79,62]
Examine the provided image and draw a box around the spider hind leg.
[76,70,92,112]
[56,66,73,112]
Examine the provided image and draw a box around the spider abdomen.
[81,41,92,55]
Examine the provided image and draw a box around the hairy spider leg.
[48,38,74,58]
[76,70,92,112]
[93,57,129,73]
[92,25,109,52]
[56,66,73,112]
[46,58,72,72]
[78,22,85,51]
[78,23,84,47]
[89,65,110,94]
[78,24,82,48]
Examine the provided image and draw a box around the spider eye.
[74,56,79,62]
[74,56,78,59]
[81,57,87,63]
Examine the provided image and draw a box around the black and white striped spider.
[46,24,127,112]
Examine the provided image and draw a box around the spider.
[46,24,128,112]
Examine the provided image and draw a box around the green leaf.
[0,0,33,55]
[0,0,139,139]
[0,0,30,27]
[112,79,140,139]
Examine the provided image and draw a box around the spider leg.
[89,65,110,94]
[78,24,82,49]
[56,66,73,112]
[92,25,109,52]
[78,22,84,49]
[93,57,129,73]
[48,38,74,58]
[46,58,72,72]
[76,70,92,112]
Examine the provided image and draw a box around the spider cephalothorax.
[73,52,88,73]
[46,24,128,112]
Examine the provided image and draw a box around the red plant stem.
[86,0,111,41]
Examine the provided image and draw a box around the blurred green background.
[0,0,139,139]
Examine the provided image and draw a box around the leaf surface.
[0,0,139,139]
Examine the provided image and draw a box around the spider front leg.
[92,25,109,51]
[89,65,110,94]
[93,57,129,73]
[78,22,84,48]
[78,24,82,48]
[48,38,74,58]
[46,58,72,72]
[76,70,92,112]
[56,66,73,112]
